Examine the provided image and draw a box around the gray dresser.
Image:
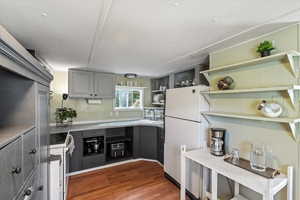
[0,25,53,200]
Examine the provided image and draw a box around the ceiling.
[0,0,300,77]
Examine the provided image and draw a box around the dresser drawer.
[0,137,23,200]
[23,128,37,181]
[16,172,38,200]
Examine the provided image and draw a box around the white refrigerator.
[164,85,209,198]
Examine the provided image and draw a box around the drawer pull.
[24,187,34,200]
[38,185,43,191]
[29,149,37,154]
[11,167,22,174]
[24,188,32,196]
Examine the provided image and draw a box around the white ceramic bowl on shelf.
[258,101,282,118]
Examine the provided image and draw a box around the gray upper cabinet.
[94,72,115,98]
[68,69,115,99]
[68,70,94,98]
[0,138,23,200]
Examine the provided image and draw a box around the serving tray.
[224,157,280,179]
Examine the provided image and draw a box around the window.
[115,86,144,110]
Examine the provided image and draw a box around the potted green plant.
[256,40,275,57]
[55,107,77,126]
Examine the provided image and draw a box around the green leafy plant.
[55,107,77,123]
[256,40,275,53]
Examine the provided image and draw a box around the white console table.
[180,145,293,200]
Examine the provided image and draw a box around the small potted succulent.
[55,107,77,127]
[256,40,275,57]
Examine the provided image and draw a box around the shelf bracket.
[287,54,298,78]
[201,72,210,82]
[287,89,296,108]
[201,113,211,125]
[200,93,210,106]
[288,122,297,140]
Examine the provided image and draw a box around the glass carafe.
[250,143,267,172]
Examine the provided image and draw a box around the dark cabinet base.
[139,126,158,160]
[82,154,105,170]
[69,126,164,173]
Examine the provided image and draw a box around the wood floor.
[67,160,189,200]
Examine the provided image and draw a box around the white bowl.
[260,103,282,118]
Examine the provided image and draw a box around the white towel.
[67,131,75,156]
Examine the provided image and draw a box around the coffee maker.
[210,128,226,156]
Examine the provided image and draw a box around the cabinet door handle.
[38,185,44,191]
[29,148,37,154]
[90,94,93,96]
[94,94,98,96]
[11,167,22,174]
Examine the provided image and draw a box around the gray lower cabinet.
[23,129,37,181]
[82,155,105,170]
[0,137,23,200]
[70,130,106,172]
[69,132,83,172]
[81,130,106,169]
[132,126,163,162]
[68,127,162,173]
[157,128,164,164]
[133,127,141,158]
[139,126,158,160]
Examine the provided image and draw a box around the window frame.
[114,86,145,111]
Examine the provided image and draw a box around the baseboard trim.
[164,172,200,200]
[67,158,163,177]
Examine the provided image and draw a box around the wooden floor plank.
[67,161,189,200]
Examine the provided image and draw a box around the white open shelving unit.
[202,112,300,139]
[199,50,300,140]
[200,85,300,106]
[200,51,300,80]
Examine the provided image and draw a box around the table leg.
[263,182,273,200]
[234,182,239,196]
[180,145,186,200]
[202,167,209,199]
[263,193,274,200]
[287,166,293,200]
[211,170,218,200]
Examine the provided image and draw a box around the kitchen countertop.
[50,119,164,135]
